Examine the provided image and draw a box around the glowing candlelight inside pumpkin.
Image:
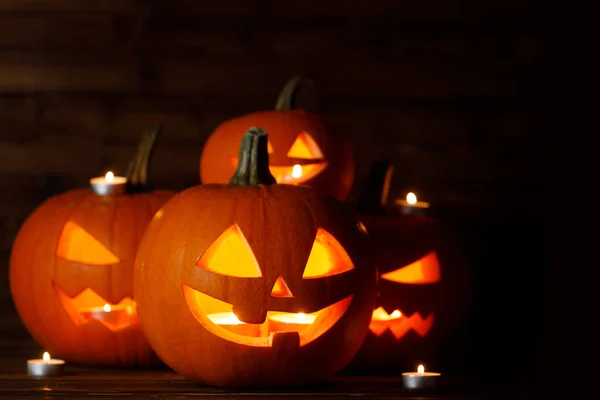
[103,304,111,312]
[27,352,65,377]
[208,312,260,336]
[79,299,139,331]
[395,192,430,216]
[291,164,303,179]
[90,171,127,196]
[402,364,441,390]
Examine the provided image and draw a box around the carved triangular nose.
[270,275,293,297]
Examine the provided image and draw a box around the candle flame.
[105,171,114,182]
[291,164,303,179]
[43,352,50,362]
[417,364,425,375]
[103,304,111,312]
[406,192,417,205]
[296,312,307,323]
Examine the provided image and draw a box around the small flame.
[406,192,417,205]
[291,164,303,179]
[296,313,307,323]
[390,310,402,318]
[417,364,425,375]
[103,304,111,312]
[105,171,114,182]
[42,352,50,362]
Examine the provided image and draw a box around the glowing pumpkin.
[345,160,470,373]
[135,127,375,387]
[9,127,173,367]
[199,76,354,201]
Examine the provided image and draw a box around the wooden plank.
[0,52,138,93]
[0,15,113,48]
[155,58,516,99]
[0,0,136,12]
[156,0,532,23]
[38,95,108,136]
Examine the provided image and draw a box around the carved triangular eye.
[286,132,323,159]
[196,224,262,278]
[56,221,119,265]
[302,228,354,279]
[380,252,441,284]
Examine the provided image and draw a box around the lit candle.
[80,302,138,330]
[89,171,127,196]
[402,364,441,390]
[395,192,430,216]
[269,312,316,333]
[27,352,65,377]
[208,312,260,336]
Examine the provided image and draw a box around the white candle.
[90,171,127,196]
[27,352,65,377]
[395,192,430,216]
[402,364,441,390]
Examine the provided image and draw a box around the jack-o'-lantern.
[9,127,173,367]
[344,160,470,374]
[135,127,375,387]
[199,76,354,201]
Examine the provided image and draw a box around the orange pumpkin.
[135,127,375,387]
[199,76,354,201]
[345,160,470,374]
[9,127,173,367]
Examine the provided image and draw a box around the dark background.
[0,0,546,387]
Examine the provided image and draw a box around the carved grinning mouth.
[53,283,138,331]
[369,307,434,339]
[183,285,352,348]
[230,157,328,184]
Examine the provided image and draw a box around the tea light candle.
[90,171,127,196]
[395,192,430,216]
[27,352,65,377]
[402,364,440,390]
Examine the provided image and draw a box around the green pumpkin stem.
[125,125,161,193]
[229,127,277,186]
[275,75,311,110]
[356,159,393,216]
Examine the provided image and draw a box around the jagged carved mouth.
[183,285,352,348]
[230,157,328,184]
[53,283,138,331]
[369,307,434,339]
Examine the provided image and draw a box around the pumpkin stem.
[356,159,394,216]
[229,127,277,186]
[125,125,161,193]
[275,75,313,110]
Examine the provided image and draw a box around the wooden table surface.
[0,340,531,400]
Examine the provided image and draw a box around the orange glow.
[286,132,323,159]
[369,307,434,339]
[196,224,262,278]
[53,285,138,331]
[56,221,119,265]
[183,285,352,347]
[406,192,417,205]
[267,141,274,154]
[42,352,50,362]
[230,157,327,184]
[302,228,354,278]
[270,275,294,297]
[380,252,441,284]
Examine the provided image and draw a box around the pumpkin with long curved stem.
[10,127,173,367]
[199,76,354,201]
[344,160,470,374]
[135,127,374,387]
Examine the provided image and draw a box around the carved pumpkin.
[135,128,375,387]
[9,127,173,367]
[344,160,470,374]
[199,76,354,201]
